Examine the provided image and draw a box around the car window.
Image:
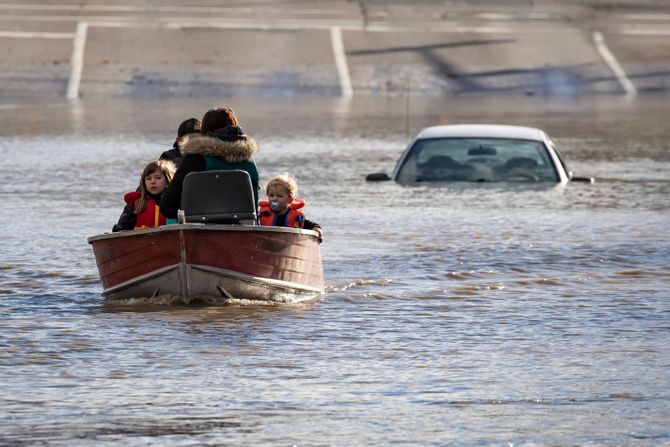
[396,137,559,182]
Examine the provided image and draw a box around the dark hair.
[177,118,200,137]
[201,108,239,135]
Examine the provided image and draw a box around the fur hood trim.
[181,134,258,163]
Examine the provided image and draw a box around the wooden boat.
[87,224,324,303]
[88,170,324,304]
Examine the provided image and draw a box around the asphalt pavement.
[1,0,669,98]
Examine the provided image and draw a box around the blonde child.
[112,159,176,232]
[258,174,323,240]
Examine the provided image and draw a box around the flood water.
[1,96,669,446]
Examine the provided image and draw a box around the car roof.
[415,124,547,141]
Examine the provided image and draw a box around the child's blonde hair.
[134,159,176,214]
[264,173,298,200]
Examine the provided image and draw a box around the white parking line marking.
[593,31,637,97]
[0,31,73,38]
[0,4,344,16]
[66,22,88,100]
[619,13,670,21]
[330,26,353,97]
[621,28,670,36]
[0,13,514,33]
[475,13,552,20]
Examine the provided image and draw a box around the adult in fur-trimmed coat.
[159,110,259,219]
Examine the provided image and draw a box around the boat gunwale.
[87,223,320,244]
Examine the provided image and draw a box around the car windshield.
[395,137,559,183]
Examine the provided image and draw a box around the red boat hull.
[87,224,324,303]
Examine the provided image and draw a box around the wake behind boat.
[88,170,324,304]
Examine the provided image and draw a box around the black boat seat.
[181,170,258,225]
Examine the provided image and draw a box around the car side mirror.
[366,172,391,181]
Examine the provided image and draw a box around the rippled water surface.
[1,96,669,446]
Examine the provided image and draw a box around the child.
[112,159,176,232]
[258,174,323,241]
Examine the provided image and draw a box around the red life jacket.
[258,199,305,228]
[124,191,166,230]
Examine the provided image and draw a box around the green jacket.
[203,155,259,207]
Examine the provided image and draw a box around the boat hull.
[87,224,324,303]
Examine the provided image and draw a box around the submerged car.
[366,124,593,184]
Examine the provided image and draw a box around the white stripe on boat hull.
[102,262,323,304]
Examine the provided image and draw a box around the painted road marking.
[593,31,637,97]
[621,28,670,36]
[618,13,670,21]
[168,21,513,33]
[3,3,670,24]
[0,14,513,33]
[330,26,353,97]
[0,31,73,38]
[66,22,88,100]
[475,13,553,20]
[0,4,347,15]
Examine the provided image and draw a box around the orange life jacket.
[258,199,305,228]
[123,191,166,230]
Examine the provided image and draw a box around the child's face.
[267,186,292,214]
[145,170,168,195]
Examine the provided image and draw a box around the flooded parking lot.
[0,95,669,445]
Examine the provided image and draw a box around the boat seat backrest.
[181,170,257,225]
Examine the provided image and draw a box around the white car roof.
[416,124,547,141]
